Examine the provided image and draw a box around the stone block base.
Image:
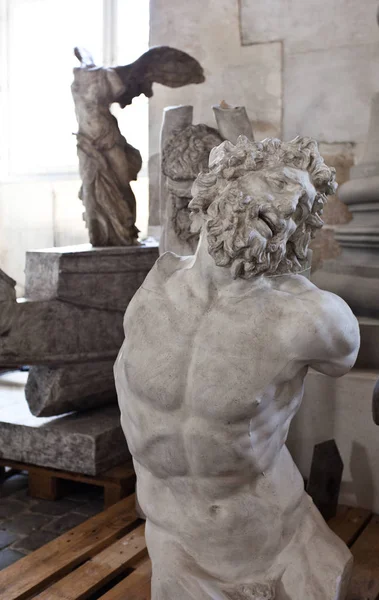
[25,361,116,417]
[0,372,129,475]
[288,368,379,512]
[25,242,159,311]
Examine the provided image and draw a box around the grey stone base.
[0,299,124,367]
[0,242,159,367]
[25,242,159,311]
[25,361,116,417]
[0,372,129,475]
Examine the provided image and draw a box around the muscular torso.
[115,254,325,574]
[116,250,360,585]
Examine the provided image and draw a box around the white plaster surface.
[240,0,378,53]
[288,368,379,513]
[239,0,379,143]
[284,44,379,143]
[149,0,282,156]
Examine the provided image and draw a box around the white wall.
[150,0,282,159]
[150,0,379,150]
[0,178,150,296]
[288,369,379,513]
[149,0,379,246]
[0,180,87,295]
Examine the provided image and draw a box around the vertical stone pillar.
[159,106,194,255]
[212,103,254,144]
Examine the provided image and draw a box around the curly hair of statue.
[190,136,337,279]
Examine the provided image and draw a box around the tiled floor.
[0,469,103,570]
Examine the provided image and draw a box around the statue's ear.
[105,68,127,101]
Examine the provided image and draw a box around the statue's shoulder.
[156,251,192,276]
[273,273,357,333]
[272,273,320,298]
[273,273,343,309]
[141,251,192,292]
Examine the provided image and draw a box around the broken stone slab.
[0,243,158,367]
[25,361,116,417]
[25,242,159,311]
[0,371,129,475]
[212,102,254,144]
[0,298,124,367]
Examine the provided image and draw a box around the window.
[0,0,150,292]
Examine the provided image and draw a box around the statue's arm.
[302,289,360,377]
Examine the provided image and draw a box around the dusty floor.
[0,468,103,570]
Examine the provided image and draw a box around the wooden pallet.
[0,498,378,599]
[329,506,379,600]
[0,458,135,509]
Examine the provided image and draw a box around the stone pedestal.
[0,372,130,475]
[288,368,379,512]
[0,242,158,415]
[24,243,158,311]
[312,93,379,318]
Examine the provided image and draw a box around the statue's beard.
[206,203,315,279]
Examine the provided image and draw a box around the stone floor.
[0,468,103,570]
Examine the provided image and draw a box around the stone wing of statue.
[114,46,205,108]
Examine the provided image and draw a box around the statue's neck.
[186,229,262,301]
[190,229,232,288]
[187,228,310,297]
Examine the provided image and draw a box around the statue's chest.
[125,290,287,419]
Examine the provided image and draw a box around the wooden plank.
[347,514,379,600]
[0,458,135,507]
[28,470,65,501]
[104,485,128,509]
[0,495,138,600]
[329,506,372,547]
[33,524,146,600]
[100,464,136,482]
[99,557,152,600]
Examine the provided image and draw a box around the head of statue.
[189,136,337,278]
[162,124,223,244]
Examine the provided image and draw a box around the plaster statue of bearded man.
[115,136,360,600]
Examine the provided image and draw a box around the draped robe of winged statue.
[72,46,204,246]
[115,136,360,599]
